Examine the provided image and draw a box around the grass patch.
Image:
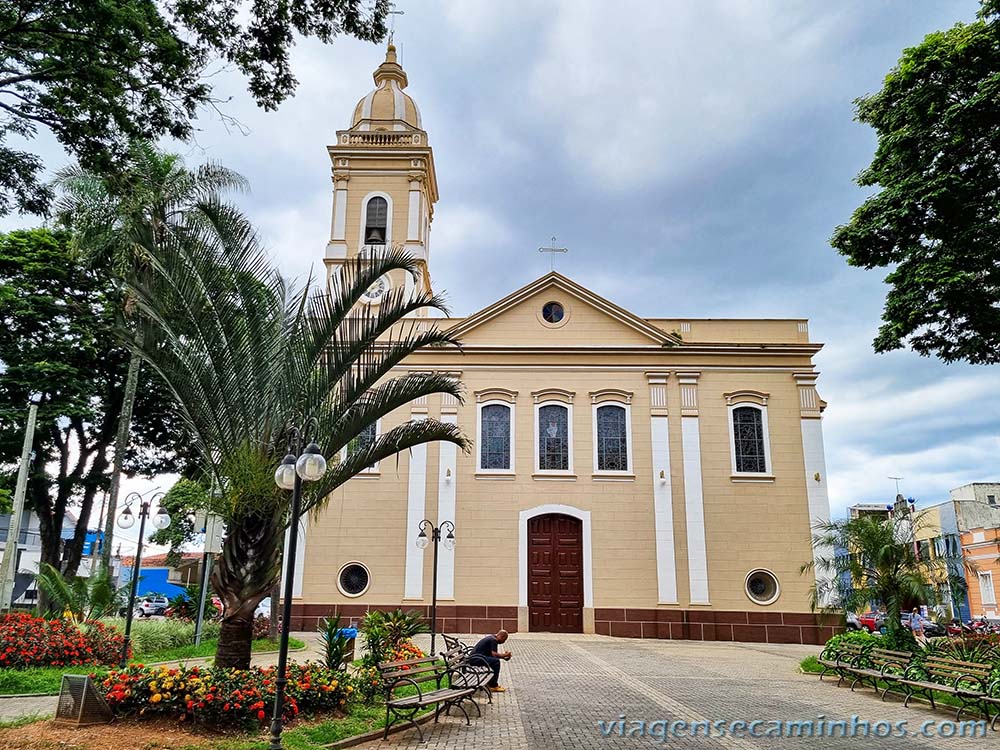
[0,637,306,695]
[800,655,822,674]
[0,712,50,729]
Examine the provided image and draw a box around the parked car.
[138,596,169,617]
[255,597,271,619]
[857,611,885,633]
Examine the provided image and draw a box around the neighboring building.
[290,46,836,644]
[848,504,891,521]
[119,552,203,600]
[952,483,1000,620]
[0,511,42,606]
[912,500,968,622]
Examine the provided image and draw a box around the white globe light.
[151,509,171,530]
[415,533,429,550]
[117,508,135,530]
[443,534,455,551]
[274,460,297,490]
[296,446,328,482]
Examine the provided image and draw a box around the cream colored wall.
[458,288,657,348]
[301,356,820,614]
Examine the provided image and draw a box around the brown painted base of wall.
[289,603,839,645]
[288,603,519,635]
[595,608,841,645]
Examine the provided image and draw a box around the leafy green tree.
[831,1,1000,364]
[802,512,967,649]
[54,141,250,571]
[0,229,186,601]
[124,224,468,667]
[0,0,388,216]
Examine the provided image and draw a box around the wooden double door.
[528,514,583,633]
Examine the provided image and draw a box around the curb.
[323,711,436,749]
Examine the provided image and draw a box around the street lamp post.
[0,393,42,611]
[117,492,170,668]
[269,422,327,750]
[416,520,455,656]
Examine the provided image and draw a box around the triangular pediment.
[445,272,678,348]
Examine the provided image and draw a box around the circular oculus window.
[337,562,371,598]
[541,301,565,324]
[744,568,780,605]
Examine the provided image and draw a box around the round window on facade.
[337,562,371,598]
[541,301,565,324]
[744,569,780,605]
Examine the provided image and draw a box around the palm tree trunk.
[216,617,255,668]
[101,350,141,570]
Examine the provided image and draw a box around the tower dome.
[350,44,423,130]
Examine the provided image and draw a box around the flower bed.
[100,662,354,729]
[0,612,124,668]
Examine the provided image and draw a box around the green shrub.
[100,618,220,656]
[822,629,881,654]
[360,609,427,665]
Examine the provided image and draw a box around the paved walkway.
[364,633,992,750]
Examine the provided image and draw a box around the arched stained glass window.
[480,404,511,470]
[732,406,766,473]
[596,404,628,471]
[538,404,569,471]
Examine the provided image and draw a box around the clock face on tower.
[361,274,391,305]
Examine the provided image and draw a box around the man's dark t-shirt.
[472,635,498,659]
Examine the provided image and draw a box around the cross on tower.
[538,236,568,271]
[387,3,404,45]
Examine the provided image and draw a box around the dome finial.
[373,40,407,88]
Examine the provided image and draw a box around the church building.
[289,46,836,644]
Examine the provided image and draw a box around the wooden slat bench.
[441,633,472,656]
[847,648,913,699]
[899,656,994,721]
[378,655,478,742]
[818,641,869,686]
[442,645,495,705]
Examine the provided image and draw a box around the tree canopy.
[831,1,1000,364]
[0,228,188,581]
[0,0,388,216]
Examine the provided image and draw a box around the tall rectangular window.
[981,572,997,607]
[479,404,511,471]
[595,404,628,472]
[537,404,569,471]
[346,421,378,471]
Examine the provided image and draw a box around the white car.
[255,597,272,619]
[138,596,169,617]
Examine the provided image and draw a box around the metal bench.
[441,633,472,655]
[818,641,869,686]
[899,656,994,721]
[377,655,477,742]
[441,645,495,704]
[846,647,913,699]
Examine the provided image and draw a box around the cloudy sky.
[5,0,997,535]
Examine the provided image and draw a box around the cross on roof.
[538,236,568,271]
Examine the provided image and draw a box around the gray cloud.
[3,0,994,518]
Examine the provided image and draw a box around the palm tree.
[122,223,468,667]
[53,142,251,573]
[802,512,968,643]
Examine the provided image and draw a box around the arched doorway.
[528,514,583,632]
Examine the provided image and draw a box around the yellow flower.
[185,694,192,702]
[150,694,163,703]
[330,680,338,689]
[346,686,353,693]
[149,681,157,690]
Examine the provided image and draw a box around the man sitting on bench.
[470,629,512,692]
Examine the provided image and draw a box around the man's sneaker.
[489,686,506,693]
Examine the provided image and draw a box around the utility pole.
[0,395,41,611]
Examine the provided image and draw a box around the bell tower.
[324,44,438,305]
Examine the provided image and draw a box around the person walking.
[910,607,926,645]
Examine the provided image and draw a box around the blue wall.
[120,566,187,599]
